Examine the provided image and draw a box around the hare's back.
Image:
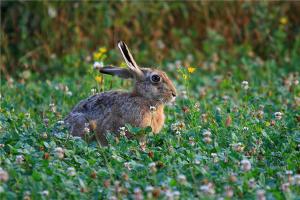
[69,91,128,114]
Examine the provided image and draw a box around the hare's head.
[99,41,177,104]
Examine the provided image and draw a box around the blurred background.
[1,1,300,81]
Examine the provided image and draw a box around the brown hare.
[65,41,177,145]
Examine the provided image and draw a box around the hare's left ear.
[118,41,144,79]
[99,66,133,79]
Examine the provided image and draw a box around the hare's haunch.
[65,41,176,145]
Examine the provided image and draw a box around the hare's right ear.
[118,41,144,79]
[99,66,133,79]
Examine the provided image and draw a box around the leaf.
[32,170,42,181]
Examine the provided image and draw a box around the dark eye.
[151,74,161,83]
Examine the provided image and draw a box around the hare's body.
[65,91,165,145]
[65,41,176,145]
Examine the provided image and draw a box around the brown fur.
[64,41,176,145]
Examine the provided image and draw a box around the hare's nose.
[172,92,176,97]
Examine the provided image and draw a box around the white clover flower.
[64,85,69,92]
[43,118,49,126]
[165,189,175,200]
[203,137,212,144]
[109,196,117,200]
[23,193,31,200]
[16,155,24,164]
[93,61,104,70]
[285,170,293,175]
[224,186,234,198]
[281,182,290,192]
[187,54,194,62]
[91,88,97,95]
[25,112,30,118]
[124,162,132,171]
[139,141,147,151]
[85,55,92,62]
[189,137,195,146]
[66,91,73,96]
[240,159,251,172]
[119,127,126,136]
[194,159,201,165]
[41,190,49,196]
[157,40,165,49]
[231,142,245,152]
[293,174,300,185]
[243,127,249,131]
[256,189,265,200]
[171,123,177,131]
[83,123,90,133]
[200,182,215,195]
[42,132,48,139]
[0,168,9,182]
[134,188,141,194]
[57,120,64,125]
[248,178,256,189]
[202,130,212,137]
[175,60,182,68]
[177,174,187,184]
[49,103,56,113]
[134,187,143,200]
[211,153,217,157]
[149,162,157,173]
[67,167,76,176]
[167,63,176,71]
[211,153,219,163]
[54,147,64,159]
[241,81,249,90]
[170,121,185,132]
[257,110,264,118]
[180,90,188,99]
[48,6,57,18]
[0,144,4,148]
[84,127,90,134]
[145,186,154,192]
[173,190,180,199]
[274,112,283,120]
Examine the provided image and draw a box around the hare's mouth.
[164,95,176,104]
[170,96,176,103]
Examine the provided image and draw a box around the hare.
[65,41,177,145]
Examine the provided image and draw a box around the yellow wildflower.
[95,76,103,84]
[183,74,188,80]
[120,61,127,68]
[279,17,288,25]
[99,47,107,54]
[93,47,107,61]
[187,67,196,73]
[93,52,102,60]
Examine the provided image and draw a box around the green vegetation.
[1,2,300,199]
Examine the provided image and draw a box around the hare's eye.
[151,74,161,83]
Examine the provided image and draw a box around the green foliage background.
[0,1,300,200]
[1,1,300,78]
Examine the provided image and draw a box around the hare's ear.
[99,66,133,79]
[118,41,144,79]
